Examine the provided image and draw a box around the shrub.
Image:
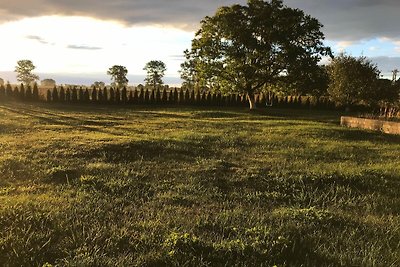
[91,87,97,103]
[5,82,12,97]
[25,85,32,100]
[71,87,78,102]
[46,89,51,102]
[52,86,59,102]
[103,88,108,103]
[78,88,84,102]
[19,84,25,100]
[65,88,71,102]
[84,89,90,102]
[161,89,167,104]
[32,82,39,100]
[0,84,5,99]
[121,87,128,103]
[59,87,65,102]
[109,88,115,102]
[115,88,121,103]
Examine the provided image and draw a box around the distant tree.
[144,60,166,90]
[92,81,105,88]
[183,0,330,109]
[41,79,56,87]
[0,78,4,86]
[107,65,129,88]
[15,60,40,85]
[327,54,380,108]
[373,79,400,108]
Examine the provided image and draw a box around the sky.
[0,0,399,85]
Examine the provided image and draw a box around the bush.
[65,88,71,102]
[52,86,59,102]
[92,87,97,103]
[59,87,65,102]
[33,83,39,100]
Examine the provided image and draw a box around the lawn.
[0,102,399,266]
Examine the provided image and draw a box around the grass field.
[0,102,399,266]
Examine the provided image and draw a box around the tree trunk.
[247,94,257,110]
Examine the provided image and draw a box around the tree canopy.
[326,54,380,108]
[41,79,56,87]
[182,0,331,108]
[15,60,40,86]
[144,60,167,89]
[107,65,129,88]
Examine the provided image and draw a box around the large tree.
[144,60,166,90]
[107,65,129,88]
[327,54,380,108]
[183,0,331,109]
[15,60,40,86]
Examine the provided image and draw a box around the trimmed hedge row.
[0,83,40,101]
[45,86,335,109]
[0,84,336,110]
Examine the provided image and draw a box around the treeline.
[0,83,40,101]
[0,83,351,110]
[42,86,335,109]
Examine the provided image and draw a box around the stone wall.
[341,116,400,135]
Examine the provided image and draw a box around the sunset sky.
[0,0,399,85]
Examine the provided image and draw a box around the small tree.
[15,60,40,86]
[92,81,105,88]
[33,83,39,100]
[0,78,4,86]
[327,54,380,108]
[107,66,129,88]
[41,79,56,87]
[144,60,167,90]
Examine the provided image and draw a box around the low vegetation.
[0,102,399,266]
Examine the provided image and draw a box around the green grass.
[0,102,399,266]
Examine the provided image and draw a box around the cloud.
[284,0,400,41]
[26,35,49,44]
[368,56,400,77]
[67,45,102,50]
[0,0,243,30]
[0,0,399,42]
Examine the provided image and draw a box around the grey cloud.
[67,45,102,50]
[368,56,400,76]
[284,0,400,41]
[26,35,49,44]
[1,0,400,41]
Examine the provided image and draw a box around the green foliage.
[184,0,330,107]
[144,60,167,89]
[107,65,129,88]
[327,54,380,107]
[14,59,40,86]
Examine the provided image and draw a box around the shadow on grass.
[84,138,218,163]
[331,127,400,143]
